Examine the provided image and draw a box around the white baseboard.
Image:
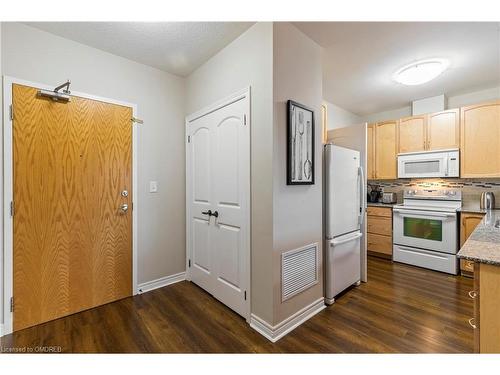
[138,271,186,294]
[250,297,326,343]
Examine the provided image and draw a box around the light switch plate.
[149,181,158,193]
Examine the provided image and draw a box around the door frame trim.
[2,76,139,336]
[185,86,251,322]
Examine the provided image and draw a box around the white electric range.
[392,188,462,275]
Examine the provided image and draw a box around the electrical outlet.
[149,181,158,193]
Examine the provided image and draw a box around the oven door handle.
[393,208,456,218]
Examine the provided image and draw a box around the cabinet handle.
[468,291,477,299]
[468,318,477,329]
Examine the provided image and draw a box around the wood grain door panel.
[398,116,427,153]
[374,121,397,180]
[460,101,500,178]
[367,233,392,255]
[427,109,460,151]
[13,84,132,332]
[367,216,392,236]
[460,212,485,248]
[367,124,375,179]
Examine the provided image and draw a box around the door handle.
[468,318,477,329]
[201,210,218,218]
[120,203,129,213]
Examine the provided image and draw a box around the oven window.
[403,217,443,241]
[404,160,440,174]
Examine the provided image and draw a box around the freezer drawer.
[393,244,458,275]
[325,231,362,304]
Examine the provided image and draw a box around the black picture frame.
[286,100,315,185]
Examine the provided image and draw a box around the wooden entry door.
[186,93,250,318]
[12,84,133,332]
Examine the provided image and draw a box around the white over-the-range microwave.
[397,149,459,178]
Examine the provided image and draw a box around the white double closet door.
[186,91,250,319]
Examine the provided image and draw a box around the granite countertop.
[457,209,500,266]
[458,203,496,214]
[367,202,398,208]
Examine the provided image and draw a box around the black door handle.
[202,210,212,216]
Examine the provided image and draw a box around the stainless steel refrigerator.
[324,144,365,304]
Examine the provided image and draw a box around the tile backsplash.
[368,178,500,208]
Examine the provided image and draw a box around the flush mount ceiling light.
[393,59,449,86]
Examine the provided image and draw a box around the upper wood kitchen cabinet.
[398,115,427,153]
[373,120,398,180]
[367,124,375,179]
[398,109,459,153]
[461,100,500,178]
[427,109,460,150]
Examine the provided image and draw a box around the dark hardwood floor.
[0,256,474,353]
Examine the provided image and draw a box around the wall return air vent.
[281,243,319,302]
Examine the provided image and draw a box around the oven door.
[393,208,457,254]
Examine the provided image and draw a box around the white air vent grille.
[281,243,319,302]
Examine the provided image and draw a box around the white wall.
[360,105,411,124]
[186,22,275,323]
[447,86,500,108]
[1,23,186,303]
[361,86,500,123]
[323,100,361,129]
[273,22,324,324]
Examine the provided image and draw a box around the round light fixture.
[393,59,449,86]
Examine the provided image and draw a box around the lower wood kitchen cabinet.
[367,206,393,258]
[460,212,485,276]
[470,262,500,353]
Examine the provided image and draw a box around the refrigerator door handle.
[358,166,366,225]
[332,232,363,246]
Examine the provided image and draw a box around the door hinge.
[10,104,14,121]
[244,290,247,300]
[187,135,191,143]
[243,114,247,125]
[10,297,14,312]
[10,201,14,217]
[188,259,191,268]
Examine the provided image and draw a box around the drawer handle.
[468,291,477,299]
[468,318,477,329]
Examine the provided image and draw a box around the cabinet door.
[374,121,397,179]
[427,109,460,151]
[461,101,500,178]
[367,216,392,236]
[460,212,485,248]
[367,124,375,179]
[398,116,427,153]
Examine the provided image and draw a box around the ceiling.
[26,22,253,77]
[294,22,500,116]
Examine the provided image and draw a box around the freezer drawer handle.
[331,232,363,246]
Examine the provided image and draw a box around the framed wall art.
[287,100,315,185]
